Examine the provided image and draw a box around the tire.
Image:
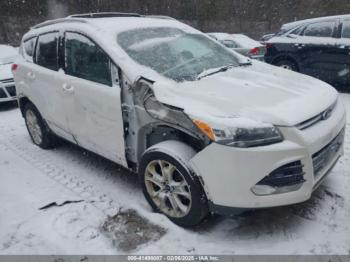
[24,103,57,149]
[139,141,208,227]
[275,59,299,72]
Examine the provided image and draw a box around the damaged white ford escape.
[13,13,346,227]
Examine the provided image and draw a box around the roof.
[32,12,180,31]
[282,14,350,31]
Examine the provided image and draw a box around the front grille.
[0,88,7,98]
[296,100,337,130]
[6,86,16,97]
[257,161,305,187]
[0,78,14,84]
[312,128,345,177]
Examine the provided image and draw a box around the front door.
[62,31,127,166]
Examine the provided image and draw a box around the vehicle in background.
[208,33,266,61]
[0,45,18,103]
[14,13,345,227]
[265,14,350,87]
[260,33,276,43]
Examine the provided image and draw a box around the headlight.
[192,119,283,148]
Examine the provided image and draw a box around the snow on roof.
[89,17,196,35]
[230,34,261,48]
[282,14,350,31]
[208,33,261,48]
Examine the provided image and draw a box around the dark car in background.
[265,15,350,87]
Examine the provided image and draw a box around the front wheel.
[139,141,208,227]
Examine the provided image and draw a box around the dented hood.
[151,61,338,126]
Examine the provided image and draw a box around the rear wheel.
[139,141,208,227]
[24,103,57,149]
[275,59,299,72]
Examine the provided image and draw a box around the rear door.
[30,31,74,141]
[62,31,127,166]
[297,19,341,83]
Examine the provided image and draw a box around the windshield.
[117,27,240,82]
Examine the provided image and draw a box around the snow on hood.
[0,64,14,80]
[151,61,338,127]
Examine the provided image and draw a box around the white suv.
[14,13,346,227]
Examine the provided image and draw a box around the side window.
[342,20,350,39]
[23,37,37,62]
[65,32,112,86]
[35,32,59,71]
[303,21,335,37]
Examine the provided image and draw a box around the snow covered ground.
[1,94,350,255]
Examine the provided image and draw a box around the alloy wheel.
[144,160,192,218]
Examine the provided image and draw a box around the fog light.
[251,185,276,196]
[251,183,304,196]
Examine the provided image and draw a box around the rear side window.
[35,32,59,71]
[64,32,112,86]
[342,20,350,38]
[303,21,335,37]
[23,37,37,62]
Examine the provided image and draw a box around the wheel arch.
[271,53,300,71]
[18,96,33,117]
[136,123,207,165]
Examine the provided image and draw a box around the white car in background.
[208,32,266,61]
[13,13,346,227]
[0,45,18,103]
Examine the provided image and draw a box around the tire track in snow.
[0,139,125,217]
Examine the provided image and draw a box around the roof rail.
[146,15,176,20]
[69,12,142,19]
[32,18,88,29]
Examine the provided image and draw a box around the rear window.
[23,37,37,62]
[342,20,350,38]
[220,40,239,48]
[35,32,59,71]
[303,21,335,37]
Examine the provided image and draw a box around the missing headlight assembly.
[121,76,210,169]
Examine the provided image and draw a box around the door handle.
[294,43,305,49]
[62,83,74,93]
[27,72,36,80]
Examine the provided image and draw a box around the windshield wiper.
[197,64,236,80]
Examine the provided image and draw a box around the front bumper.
[189,100,346,213]
[0,78,17,103]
